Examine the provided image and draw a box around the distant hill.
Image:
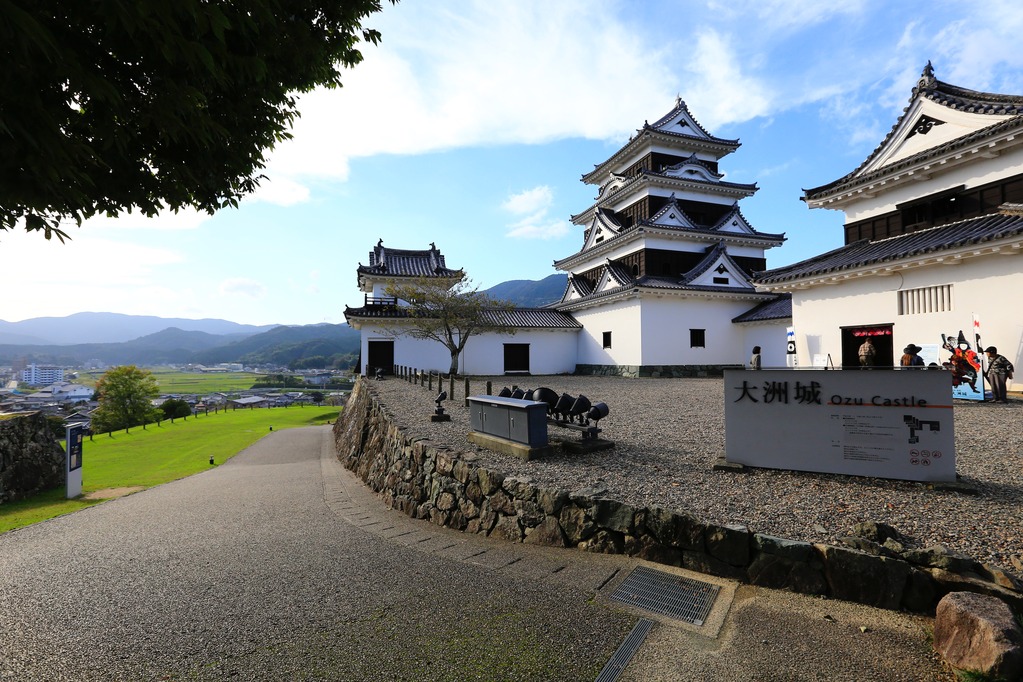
[0,279,568,369]
[191,323,361,365]
[0,312,276,345]
[484,274,567,307]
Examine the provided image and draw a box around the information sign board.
[66,424,84,498]
[723,369,956,482]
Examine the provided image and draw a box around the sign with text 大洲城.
[723,369,956,482]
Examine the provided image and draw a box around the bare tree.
[385,276,516,375]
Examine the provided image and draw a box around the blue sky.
[4,0,1023,325]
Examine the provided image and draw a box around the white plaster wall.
[460,329,578,375]
[638,297,757,365]
[789,254,1023,391]
[842,146,1023,222]
[572,301,643,366]
[738,322,792,368]
[360,323,578,375]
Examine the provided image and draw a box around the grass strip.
[0,406,340,533]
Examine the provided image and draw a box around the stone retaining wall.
[0,412,65,504]
[334,379,1022,614]
[574,364,741,378]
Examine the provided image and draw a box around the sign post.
[66,425,84,498]
[724,369,955,482]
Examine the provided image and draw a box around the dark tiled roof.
[479,308,581,328]
[583,98,740,184]
[804,63,1023,200]
[357,241,462,279]
[755,212,1023,285]
[344,305,580,329]
[646,96,740,146]
[679,242,759,287]
[732,293,792,323]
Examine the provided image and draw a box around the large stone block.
[747,553,827,595]
[477,468,504,496]
[537,488,569,516]
[0,412,65,504]
[818,545,911,610]
[705,523,750,567]
[933,591,1023,681]
[524,516,566,548]
[580,529,624,555]
[592,499,635,535]
[490,515,523,542]
[559,504,596,545]
[642,506,704,551]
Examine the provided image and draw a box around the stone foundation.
[0,412,65,504]
[333,378,1022,614]
[574,364,742,378]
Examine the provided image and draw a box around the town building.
[756,63,1023,397]
[20,364,64,386]
[345,99,792,377]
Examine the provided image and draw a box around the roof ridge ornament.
[918,60,936,91]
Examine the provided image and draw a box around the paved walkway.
[0,427,953,681]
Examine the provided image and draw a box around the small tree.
[92,365,161,432]
[385,276,516,375]
[160,398,193,420]
[309,391,325,405]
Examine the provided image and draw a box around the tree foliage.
[160,398,193,420]
[385,276,517,375]
[1,0,395,240]
[92,365,160,432]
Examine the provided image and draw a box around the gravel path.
[371,375,1023,575]
[0,426,633,681]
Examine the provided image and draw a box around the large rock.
[0,412,65,504]
[933,592,1023,680]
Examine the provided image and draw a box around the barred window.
[898,284,953,315]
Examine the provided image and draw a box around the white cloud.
[0,229,185,321]
[677,30,774,129]
[246,176,311,206]
[501,185,570,240]
[260,0,680,188]
[501,186,553,216]
[218,278,267,299]
[505,218,572,240]
[81,206,213,231]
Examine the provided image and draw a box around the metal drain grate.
[594,618,654,682]
[609,566,720,625]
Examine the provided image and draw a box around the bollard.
[464,377,470,407]
[428,373,433,391]
[486,380,492,395]
[449,375,455,401]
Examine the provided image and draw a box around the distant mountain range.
[484,274,566,307]
[0,276,568,367]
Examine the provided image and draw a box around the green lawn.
[0,405,341,534]
[76,368,265,394]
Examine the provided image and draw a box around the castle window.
[898,284,953,315]
[690,329,706,348]
[602,331,612,349]
[713,276,729,285]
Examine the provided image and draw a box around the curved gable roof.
[804,63,1023,202]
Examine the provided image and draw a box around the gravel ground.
[370,375,1023,576]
